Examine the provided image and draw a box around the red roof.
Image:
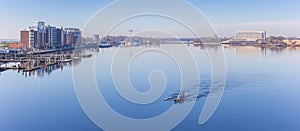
[8,43,22,49]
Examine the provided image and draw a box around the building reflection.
[286,47,300,51]
[234,46,266,57]
[227,45,300,60]
[21,58,81,78]
[193,44,296,60]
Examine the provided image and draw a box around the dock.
[0,53,91,73]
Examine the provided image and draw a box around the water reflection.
[20,60,81,78]
[1,44,300,130]
[223,46,300,58]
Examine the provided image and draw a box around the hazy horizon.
[0,0,300,39]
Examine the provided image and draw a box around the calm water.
[0,45,300,131]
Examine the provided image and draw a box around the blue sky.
[0,0,300,39]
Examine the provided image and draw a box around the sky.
[0,0,300,39]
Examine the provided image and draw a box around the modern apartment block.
[20,20,81,49]
[29,27,37,48]
[46,25,57,48]
[56,27,67,47]
[36,21,46,49]
[65,28,81,47]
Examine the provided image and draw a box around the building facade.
[29,28,37,48]
[35,21,47,49]
[46,26,57,48]
[56,27,66,47]
[20,30,30,48]
[65,28,81,47]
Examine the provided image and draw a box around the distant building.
[236,31,267,41]
[93,34,100,42]
[221,31,267,45]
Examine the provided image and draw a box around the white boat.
[99,41,113,48]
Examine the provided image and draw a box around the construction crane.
[128,29,138,36]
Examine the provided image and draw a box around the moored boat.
[99,41,113,48]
